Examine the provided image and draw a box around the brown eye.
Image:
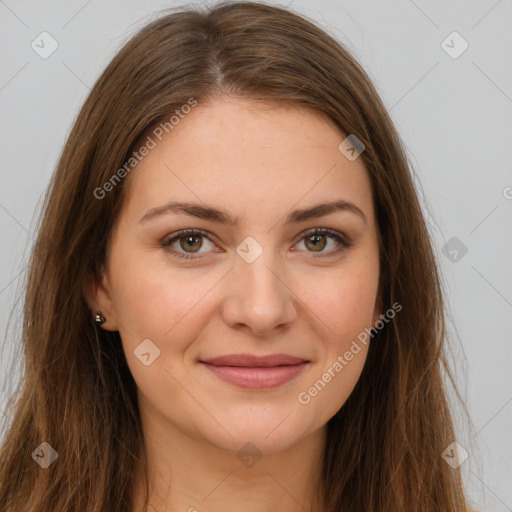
[304,234,327,252]
[294,228,352,257]
[161,229,216,260]
[179,234,203,253]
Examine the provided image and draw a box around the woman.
[0,1,472,510]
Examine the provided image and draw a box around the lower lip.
[200,362,309,389]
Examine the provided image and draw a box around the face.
[89,96,381,455]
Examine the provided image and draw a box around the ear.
[84,265,119,331]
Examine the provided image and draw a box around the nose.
[220,248,297,337]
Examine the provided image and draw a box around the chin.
[200,412,315,455]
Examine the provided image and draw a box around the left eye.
[161,229,216,259]
[161,228,351,260]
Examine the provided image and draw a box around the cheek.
[109,241,225,342]
[299,345,368,426]
[108,259,220,410]
[292,263,378,418]
[299,262,379,343]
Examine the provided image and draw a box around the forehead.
[120,97,375,227]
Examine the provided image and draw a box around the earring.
[95,312,106,325]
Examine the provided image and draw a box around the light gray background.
[1,1,511,509]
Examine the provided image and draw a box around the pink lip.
[200,353,310,389]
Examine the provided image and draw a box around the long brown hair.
[0,2,471,510]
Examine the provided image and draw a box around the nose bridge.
[222,238,296,334]
[239,247,281,296]
[234,233,278,285]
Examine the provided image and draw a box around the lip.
[200,353,310,389]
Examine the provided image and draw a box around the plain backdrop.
[0,1,511,510]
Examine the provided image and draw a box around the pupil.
[181,235,202,252]
[308,234,326,251]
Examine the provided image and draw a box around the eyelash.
[160,228,352,261]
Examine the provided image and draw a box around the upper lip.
[200,353,309,367]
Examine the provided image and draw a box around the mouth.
[199,353,310,390]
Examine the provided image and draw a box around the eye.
[161,227,352,261]
[293,227,352,257]
[160,229,216,260]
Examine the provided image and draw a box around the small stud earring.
[95,312,106,325]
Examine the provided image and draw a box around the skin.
[87,96,381,511]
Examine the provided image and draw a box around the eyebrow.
[139,199,367,225]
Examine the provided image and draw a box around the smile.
[199,353,310,390]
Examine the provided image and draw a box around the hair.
[0,1,472,510]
